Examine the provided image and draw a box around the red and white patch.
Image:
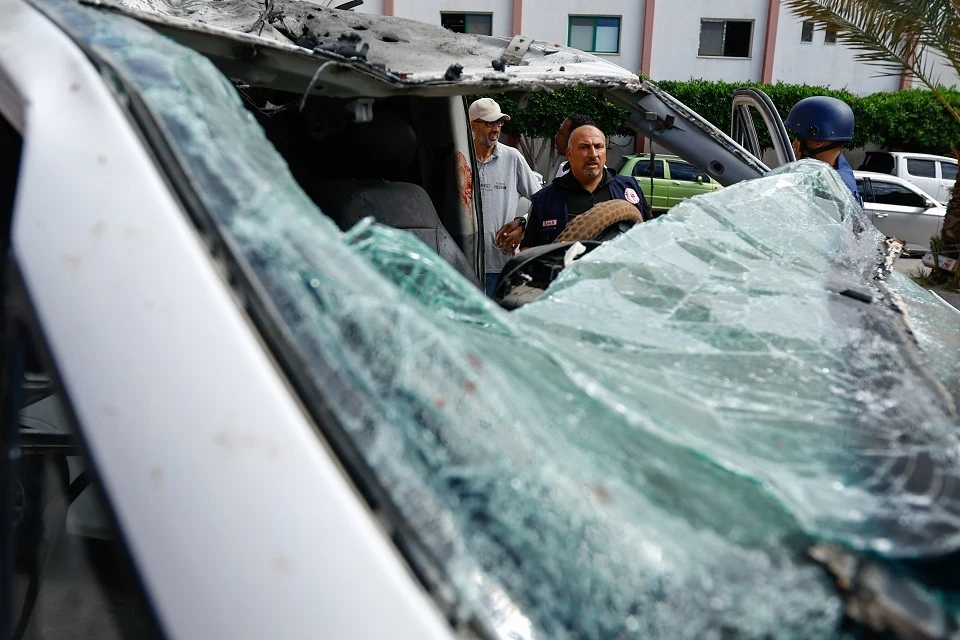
[624,188,640,204]
[543,219,558,227]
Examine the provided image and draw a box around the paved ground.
[894,258,960,311]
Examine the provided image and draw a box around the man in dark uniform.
[784,96,863,206]
[522,124,648,247]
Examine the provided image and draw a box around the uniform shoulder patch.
[624,188,640,204]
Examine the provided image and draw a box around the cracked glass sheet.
[886,270,960,396]
[53,1,960,637]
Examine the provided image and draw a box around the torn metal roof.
[90,0,643,95]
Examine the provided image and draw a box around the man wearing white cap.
[468,97,542,297]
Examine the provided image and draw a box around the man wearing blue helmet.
[784,96,862,206]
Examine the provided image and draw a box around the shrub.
[488,80,960,154]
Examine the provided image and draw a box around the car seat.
[304,109,481,287]
[308,179,480,286]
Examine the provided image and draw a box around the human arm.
[495,217,526,254]
[495,152,541,253]
[516,151,543,200]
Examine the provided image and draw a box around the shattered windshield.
[47,0,960,637]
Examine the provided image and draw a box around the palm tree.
[784,0,960,259]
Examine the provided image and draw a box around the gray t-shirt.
[477,142,541,274]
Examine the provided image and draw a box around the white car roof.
[869,150,958,164]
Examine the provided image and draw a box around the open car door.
[731,87,795,168]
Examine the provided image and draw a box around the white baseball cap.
[469,97,511,122]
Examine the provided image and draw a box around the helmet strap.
[798,138,843,161]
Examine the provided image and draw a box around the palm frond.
[785,1,933,77]
[784,0,960,123]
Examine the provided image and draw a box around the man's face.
[554,118,572,156]
[792,136,829,159]
[472,118,504,148]
[791,137,803,158]
[567,126,606,181]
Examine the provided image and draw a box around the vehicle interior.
[74,0,787,310]
[232,84,645,305]
[237,87,482,287]
[859,152,896,174]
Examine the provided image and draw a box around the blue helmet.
[784,96,854,142]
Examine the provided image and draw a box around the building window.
[440,13,493,36]
[800,21,814,43]
[698,19,753,58]
[824,27,838,44]
[568,16,621,54]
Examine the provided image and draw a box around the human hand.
[495,219,524,254]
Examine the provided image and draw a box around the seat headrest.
[320,111,417,181]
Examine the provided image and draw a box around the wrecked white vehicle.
[3,1,960,639]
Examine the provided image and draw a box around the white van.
[859,151,958,204]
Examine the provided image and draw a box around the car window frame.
[667,160,710,183]
[939,160,958,182]
[869,177,928,209]
[730,88,794,168]
[904,158,937,179]
[631,157,665,179]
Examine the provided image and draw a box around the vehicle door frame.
[901,156,941,203]
[730,88,795,169]
[936,158,958,204]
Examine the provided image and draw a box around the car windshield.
[48,1,960,637]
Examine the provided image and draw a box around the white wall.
[650,0,769,82]
[773,13,900,95]
[521,0,646,74]
[926,50,960,90]
[389,0,515,37]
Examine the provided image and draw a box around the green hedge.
[492,81,960,155]
[489,87,633,139]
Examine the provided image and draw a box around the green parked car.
[618,153,723,216]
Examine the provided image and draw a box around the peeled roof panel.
[100,0,642,91]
